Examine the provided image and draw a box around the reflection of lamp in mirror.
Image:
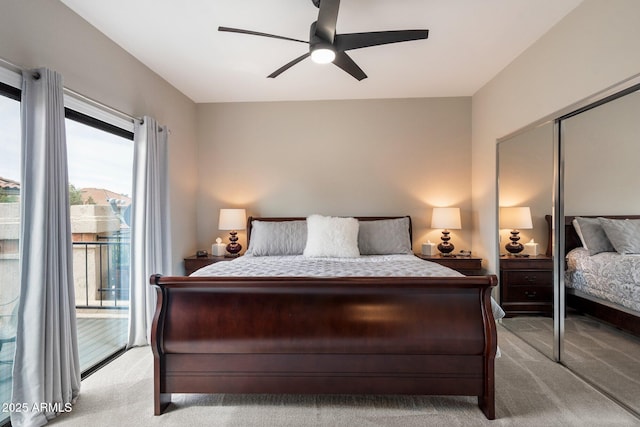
[431,207,461,256]
[500,206,533,255]
[218,208,246,256]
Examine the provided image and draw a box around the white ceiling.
[60,0,582,103]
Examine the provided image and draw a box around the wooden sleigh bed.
[150,216,499,419]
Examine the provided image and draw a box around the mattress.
[565,247,640,313]
[191,254,505,321]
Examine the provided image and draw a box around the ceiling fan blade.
[335,29,429,51]
[218,26,308,44]
[268,52,311,78]
[332,51,367,81]
[315,0,340,42]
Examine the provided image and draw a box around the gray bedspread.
[192,254,505,320]
[566,247,640,313]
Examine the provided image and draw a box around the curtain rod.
[63,86,142,125]
[0,56,142,124]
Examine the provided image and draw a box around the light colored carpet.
[504,313,640,416]
[48,325,639,426]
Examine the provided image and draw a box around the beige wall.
[196,97,473,255]
[471,0,640,273]
[564,90,640,215]
[0,0,198,274]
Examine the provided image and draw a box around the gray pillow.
[598,217,640,254]
[574,217,615,255]
[358,217,412,255]
[246,220,307,256]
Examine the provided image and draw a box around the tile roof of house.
[0,177,20,191]
[80,188,131,206]
[0,177,19,196]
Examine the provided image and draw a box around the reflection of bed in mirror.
[563,215,640,337]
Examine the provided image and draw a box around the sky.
[0,95,133,196]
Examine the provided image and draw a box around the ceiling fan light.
[311,47,336,64]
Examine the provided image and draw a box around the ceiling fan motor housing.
[309,22,335,56]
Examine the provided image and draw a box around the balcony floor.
[76,313,128,371]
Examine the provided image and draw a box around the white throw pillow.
[303,215,360,258]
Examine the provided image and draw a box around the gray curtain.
[11,68,81,426]
[128,116,171,347]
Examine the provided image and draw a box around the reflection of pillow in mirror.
[572,219,587,248]
[574,217,615,255]
[358,217,412,255]
[246,220,307,256]
[598,218,640,254]
[304,215,360,258]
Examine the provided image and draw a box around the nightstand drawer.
[502,285,552,302]
[503,270,552,287]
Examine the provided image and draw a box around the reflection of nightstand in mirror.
[184,254,233,275]
[415,254,483,275]
[500,255,553,317]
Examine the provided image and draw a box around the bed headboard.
[246,216,412,249]
[561,215,640,256]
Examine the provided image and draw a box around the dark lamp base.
[226,230,242,255]
[438,229,455,255]
[437,242,455,255]
[505,229,524,255]
[505,242,524,254]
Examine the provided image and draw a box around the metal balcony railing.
[72,237,130,309]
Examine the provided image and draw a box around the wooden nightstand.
[416,254,483,275]
[184,254,234,275]
[500,255,553,317]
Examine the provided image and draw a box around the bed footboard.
[150,275,498,419]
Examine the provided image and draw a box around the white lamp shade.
[218,208,246,231]
[500,207,533,230]
[431,207,461,230]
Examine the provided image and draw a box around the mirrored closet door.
[497,122,555,360]
[559,84,640,415]
[498,77,640,418]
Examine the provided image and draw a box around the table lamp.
[431,207,461,256]
[218,208,246,256]
[500,206,533,255]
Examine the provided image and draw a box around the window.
[64,109,134,373]
[0,81,21,426]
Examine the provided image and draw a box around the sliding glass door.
[65,112,133,373]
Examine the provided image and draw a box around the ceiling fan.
[218,0,429,81]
